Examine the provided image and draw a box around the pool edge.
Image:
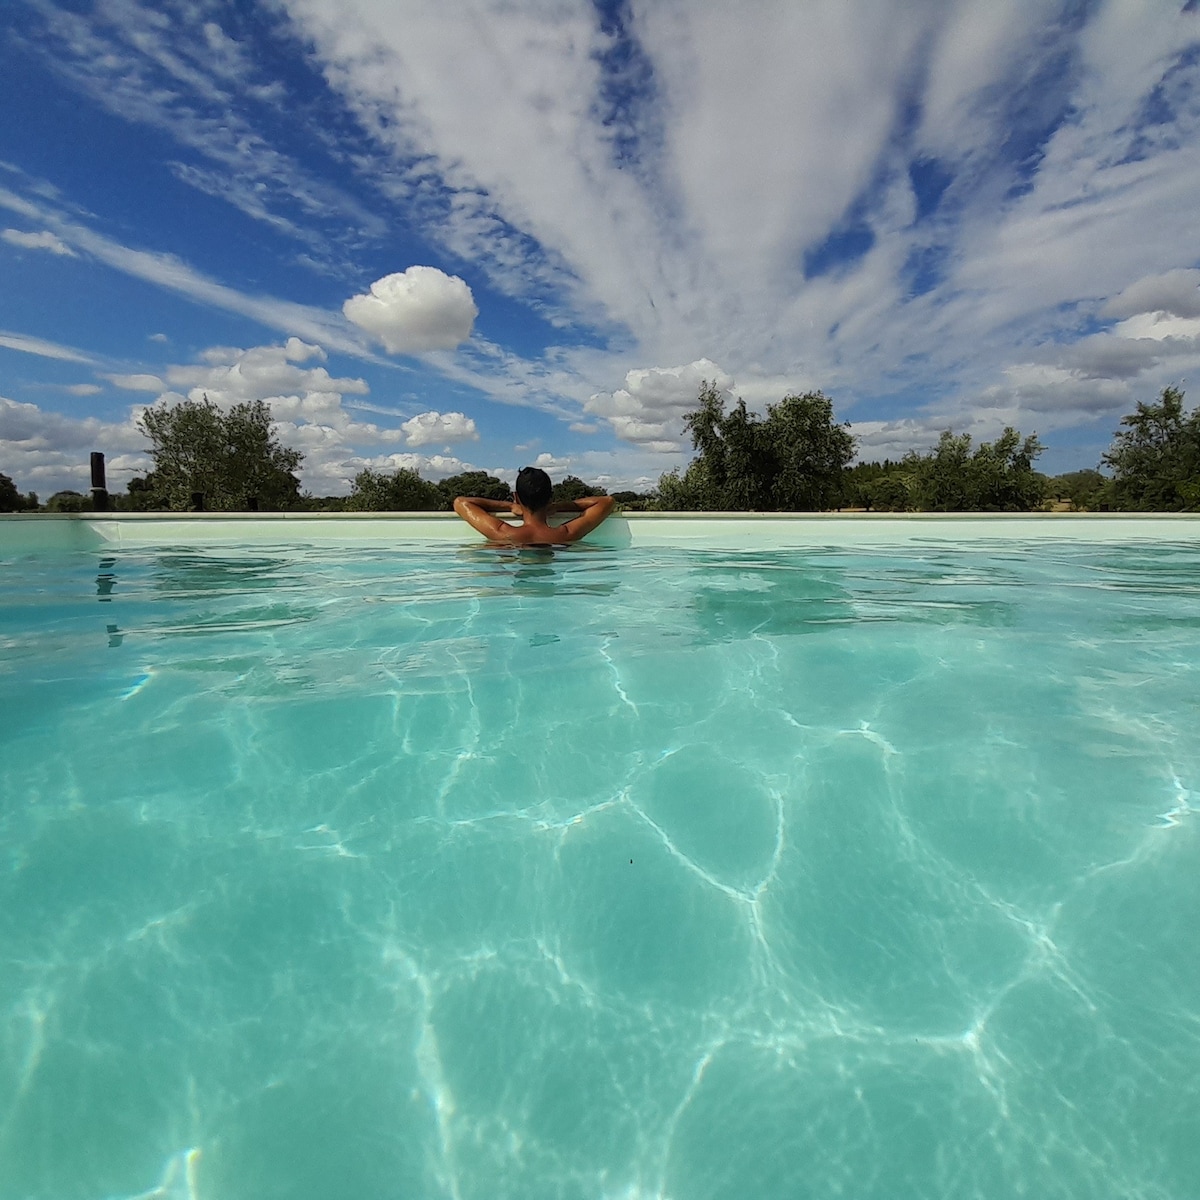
[4,510,1200,553]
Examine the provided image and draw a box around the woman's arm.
[461,496,514,513]
[548,495,609,515]
[554,495,616,539]
[453,496,516,539]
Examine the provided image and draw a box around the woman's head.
[514,466,553,511]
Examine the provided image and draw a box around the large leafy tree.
[46,490,90,513]
[552,475,607,503]
[0,472,38,512]
[138,396,303,510]
[1048,469,1108,511]
[903,428,1046,511]
[1102,386,1200,511]
[436,471,511,509]
[348,467,442,511]
[657,382,856,510]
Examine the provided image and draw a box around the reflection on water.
[147,549,304,602]
[81,539,1200,665]
[687,559,854,641]
[96,556,116,602]
[457,544,621,599]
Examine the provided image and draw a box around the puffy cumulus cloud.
[586,358,733,446]
[139,340,502,494]
[343,267,478,355]
[1056,318,1200,382]
[9,336,494,498]
[1103,269,1200,320]
[105,373,166,392]
[370,452,473,477]
[400,410,479,447]
[492,448,687,493]
[0,394,147,493]
[160,338,369,416]
[984,365,1132,419]
[886,364,1136,452]
[299,449,479,497]
[2,228,75,255]
[850,418,949,463]
[848,363,1140,465]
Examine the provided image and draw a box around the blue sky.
[2,0,1199,497]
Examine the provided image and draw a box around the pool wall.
[2,510,1199,553]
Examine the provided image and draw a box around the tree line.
[655,381,1200,513]
[3,385,1199,514]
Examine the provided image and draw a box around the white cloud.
[400,410,479,447]
[0,185,372,356]
[298,449,479,496]
[1,333,499,497]
[2,228,76,255]
[65,383,102,396]
[162,338,368,413]
[0,394,147,494]
[105,373,166,392]
[585,358,732,445]
[278,0,1200,451]
[496,446,685,493]
[1103,269,1200,320]
[0,329,96,363]
[343,267,478,355]
[25,1,386,271]
[8,3,1200,475]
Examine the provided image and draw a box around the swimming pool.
[2,517,1198,1200]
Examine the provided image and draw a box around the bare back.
[453,494,616,545]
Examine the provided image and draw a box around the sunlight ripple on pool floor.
[1,540,1198,1200]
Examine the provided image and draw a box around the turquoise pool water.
[1,538,1198,1200]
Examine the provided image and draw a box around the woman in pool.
[453,466,615,545]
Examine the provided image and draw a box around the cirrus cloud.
[105,373,166,392]
[2,228,75,255]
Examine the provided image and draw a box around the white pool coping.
[3,510,1200,553]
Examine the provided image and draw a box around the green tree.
[436,471,511,509]
[764,392,857,509]
[45,489,91,513]
[1102,386,1200,511]
[348,467,442,511]
[1048,469,1108,511]
[657,382,856,510]
[125,476,162,511]
[138,396,303,510]
[611,490,652,510]
[551,475,607,503]
[843,461,917,511]
[866,472,917,512]
[0,472,38,512]
[905,428,1045,511]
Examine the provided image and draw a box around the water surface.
[1,540,1198,1199]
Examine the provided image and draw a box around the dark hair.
[515,466,553,511]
